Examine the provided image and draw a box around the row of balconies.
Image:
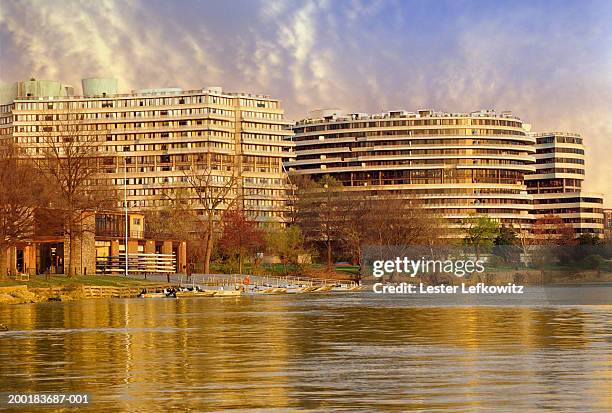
[295,143,534,156]
[288,153,535,166]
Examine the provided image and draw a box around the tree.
[293,173,450,278]
[177,166,241,274]
[492,225,520,265]
[218,210,265,274]
[33,109,116,276]
[144,199,204,266]
[531,215,576,246]
[265,225,308,274]
[461,214,500,260]
[294,175,346,270]
[577,233,602,246]
[340,195,448,278]
[0,144,44,278]
[530,215,576,266]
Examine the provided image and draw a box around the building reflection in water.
[0,295,609,411]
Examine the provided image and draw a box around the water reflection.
[0,290,610,412]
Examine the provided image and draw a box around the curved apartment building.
[288,109,536,227]
[526,132,604,236]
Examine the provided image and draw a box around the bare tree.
[342,195,449,279]
[294,175,346,269]
[294,174,450,275]
[169,166,241,274]
[0,143,43,278]
[144,199,206,272]
[33,108,116,277]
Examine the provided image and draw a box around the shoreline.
[1,270,611,306]
[0,275,171,305]
[0,274,360,305]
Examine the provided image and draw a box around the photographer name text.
[373,282,524,294]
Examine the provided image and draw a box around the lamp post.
[80,219,83,276]
[124,156,128,277]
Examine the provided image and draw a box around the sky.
[1,0,611,201]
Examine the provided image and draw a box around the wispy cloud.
[1,0,610,200]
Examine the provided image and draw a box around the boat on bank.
[212,289,242,297]
[175,290,217,298]
[139,288,178,298]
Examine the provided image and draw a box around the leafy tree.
[577,233,602,246]
[265,225,308,274]
[531,215,576,265]
[532,215,576,246]
[461,214,500,260]
[218,210,265,274]
[492,225,521,265]
[582,254,605,271]
[572,233,605,263]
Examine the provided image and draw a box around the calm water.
[0,286,610,412]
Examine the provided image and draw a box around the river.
[0,285,610,412]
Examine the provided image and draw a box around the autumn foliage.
[218,210,266,273]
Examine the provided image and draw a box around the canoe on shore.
[175,290,217,298]
[212,289,242,297]
[140,292,176,298]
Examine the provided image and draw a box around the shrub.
[582,254,604,270]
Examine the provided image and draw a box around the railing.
[81,285,169,298]
[29,284,170,299]
[95,229,144,239]
[96,253,175,275]
[15,89,272,101]
[186,274,357,289]
[296,111,522,126]
[530,132,581,138]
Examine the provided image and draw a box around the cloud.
[1,0,611,201]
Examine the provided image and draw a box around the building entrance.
[38,243,64,274]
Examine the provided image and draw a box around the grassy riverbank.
[0,275,169,305]
[0,275,162,288]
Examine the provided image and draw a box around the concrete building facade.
[604,209,612,239]
[0,78,296,226]
[288,109,536,229]
[526,132,604,237]
[288,109,604,237]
